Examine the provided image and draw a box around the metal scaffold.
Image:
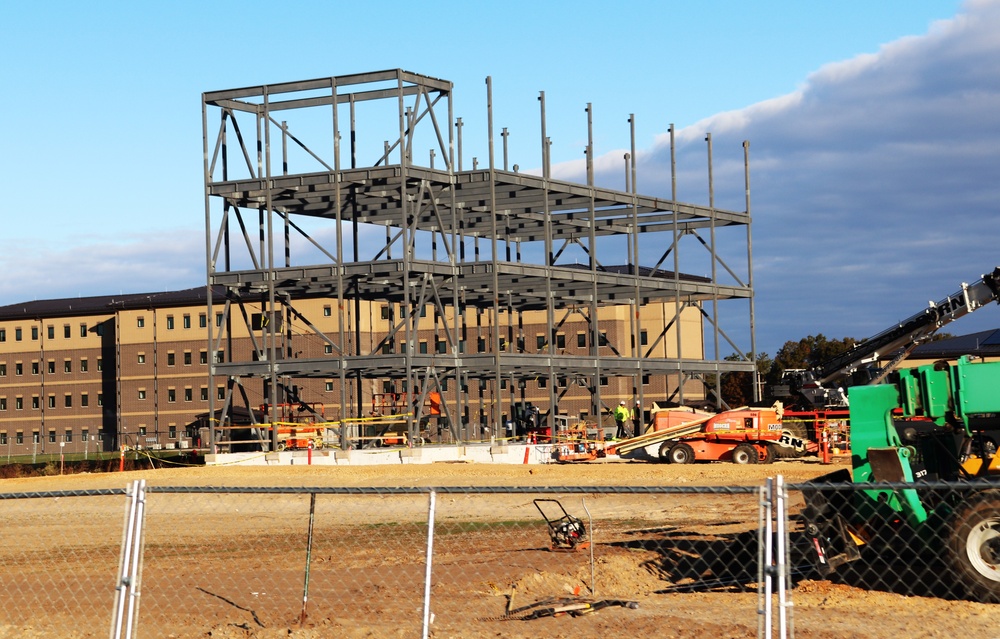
[200,69,756,452]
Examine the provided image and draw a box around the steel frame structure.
[201,69,756,451]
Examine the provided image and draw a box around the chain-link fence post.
[422,489,437,639]
[110,479,147,639]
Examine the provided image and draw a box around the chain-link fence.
[1,477,998,638]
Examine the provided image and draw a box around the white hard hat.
[619,400,626,405]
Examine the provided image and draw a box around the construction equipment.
[554,424,607,462]
[802,355,1000,602]
[774,267,1000,410]
[534,499,589,551]
[260,402,327,451]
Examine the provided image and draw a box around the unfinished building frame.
[200,69,756,451]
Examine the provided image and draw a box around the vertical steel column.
[201,98,216,451]
[331,78,349,445]
[262,87,280,446]
[397,72,415,444]
[670,124,684,406]
[486,76,502,439]
[743,141,760,403]
[585,104,602,425]
[706,133,720,407]
[539,92,557,433]
[629,115,643,413]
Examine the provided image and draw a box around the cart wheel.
[948,491,1000,602]
[668,442,695,464]
[731,444,759,465]
[276,443,286,452]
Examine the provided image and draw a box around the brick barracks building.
[0,287,706,456]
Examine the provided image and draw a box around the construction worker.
[614,400,630,439]
[632,401,642,437]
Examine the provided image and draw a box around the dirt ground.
[0,456,995,638]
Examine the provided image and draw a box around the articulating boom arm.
[816,267,1000,387]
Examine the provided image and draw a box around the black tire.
[657,441,674,463]
[667,442,695,464]
[761,444,777,464]
[731,444,759,465]
[948,491,1000,603]
[772,421,809,458]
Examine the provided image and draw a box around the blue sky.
[2,0,997,357]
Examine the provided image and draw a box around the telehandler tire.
[657,441,674,463]
[948,491,1000,603]
[667,442,695,465]
[731,444,759,465]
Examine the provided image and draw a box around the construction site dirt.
[0,458,993,639]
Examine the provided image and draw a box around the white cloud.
[571,0,1000,355]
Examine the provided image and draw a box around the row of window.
[0,358,99,376]
[0,429,95,445]
[137,351,215,366]
[0,393,99,410]
[136,313,221,330]
[372,331,650,355]
[0,324,89,343]
[0,427,184,446]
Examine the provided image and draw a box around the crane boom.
[776,267,1000,409]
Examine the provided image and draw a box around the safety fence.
[0,478,997,638]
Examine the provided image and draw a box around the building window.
[80,358,88,372]
[31,362,38,375]
[97,358,102,371]
[15,328,22,341]
[642,374,650,385]
[167,352,175,367]
[138,426,147,436]
[166,315,174,330]
[31,327,38,341]
[436,340,447,354]
[168,425,177,439]
[183,351,192,366]
[199,350,207,364]
[325,381,333,392]
[64,430,72,443]
[0,363,5,377]
[183,314,191,329]
[0,432,5,445]
[217,386,225,400]
[47,326,54,340]
[184,388,192,402]
[137,353,145,364]
[216,312,223,327]
[200,387,208,401]
[137,317,145,328]
[16,432,24,444]
[82,429,89,442]
[48,395,55,408]
[536,335,545,349]
[577,333,586,348]
[48,430,56,443]
[138,390,146,400]
[64,395,72,408]
[30,396,37,410]
[80,323,87,337]
[323,305,331,317]
[380,305,390,320]
[599,332,608,346]
[64,360,71,373]
[538,377,547,389]
[216,351,225,364]
[199,313,207,328]
[0,329,5,342]
[15,363,22,376]
[81,393,89,407]
[167,389,176,403]
[47,361,55,374]
[556,333,566,349]
[97,393,103,407]
[324,344,333,354]
[0,398,5,411]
